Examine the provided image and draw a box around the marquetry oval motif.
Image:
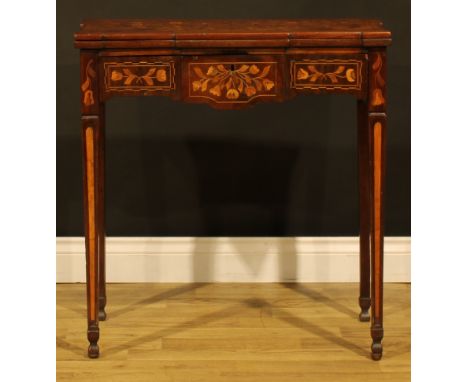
[104,61,175,92]
[189,62,277,103]
[291,59,362,91]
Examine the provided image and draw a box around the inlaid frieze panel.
[188,62,278,104]
[103,60,175,94]
[291,59,363,91]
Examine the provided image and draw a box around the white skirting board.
[56,237,410,283]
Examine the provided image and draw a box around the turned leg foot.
[98,309,107,321]
[371,325,383,361]
[359,297,371,322]
[359,311,370,322]
[371,342,382,360]
[87,324,100,358]
[99,296,107,321]
[88,343,100,358]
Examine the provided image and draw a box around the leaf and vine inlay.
[81,59,96,106]
[190,63,276,101]
[110,67,167,86]
[104,62,174,92]
[292,60,362,90]
[297,65,356,83]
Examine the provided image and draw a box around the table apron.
[98,53,368,104]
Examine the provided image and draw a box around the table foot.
[359,297,371,321]
[87,324,100,358]
[98,309,107,321]
[88,344,99,358]
[359,310,370,322]
[99,296,107,321]
[371,325,383,360]
[371,341,382,360]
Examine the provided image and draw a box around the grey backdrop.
[57,0,410,236]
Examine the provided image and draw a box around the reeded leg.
[81,51,101,358]
[97,103,107,322]
[357,100,371,322]
[368,49,387,361]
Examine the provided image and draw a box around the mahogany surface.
[75,19,391,48]
[75,18,391,360]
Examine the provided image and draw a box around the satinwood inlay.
[85,126,96,320]
[373,121,382,318]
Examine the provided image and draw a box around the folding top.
[74,19,392,49]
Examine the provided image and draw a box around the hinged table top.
[74,19,391,49]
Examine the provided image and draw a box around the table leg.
[368,49,387,361]
[97,103,107,322]
[357,100,371,322]
[80,51,102,358]
[370,115,386,360]
[82,117,101,358]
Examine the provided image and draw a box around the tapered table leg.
[80,51,102,358]
[370,115,386,360]
[97,103,107,322]
[82,117,101,358]
[367,49,387,361]
[357,100,371,322]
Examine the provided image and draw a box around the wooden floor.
[57,283,410,381]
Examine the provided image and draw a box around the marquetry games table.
[74,19,391,360]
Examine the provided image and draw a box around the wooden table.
[74,19,391,360]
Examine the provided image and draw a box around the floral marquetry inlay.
[370,53,386,107]
[189,62,277,103]
[81,59,96,106]
[291,60,362,91]
[111,67,167,85]
[104,61,175,92]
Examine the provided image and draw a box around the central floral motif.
[191,64,275,100]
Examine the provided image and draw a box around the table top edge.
[74,18,392,46]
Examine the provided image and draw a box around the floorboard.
[57,283,410,382]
